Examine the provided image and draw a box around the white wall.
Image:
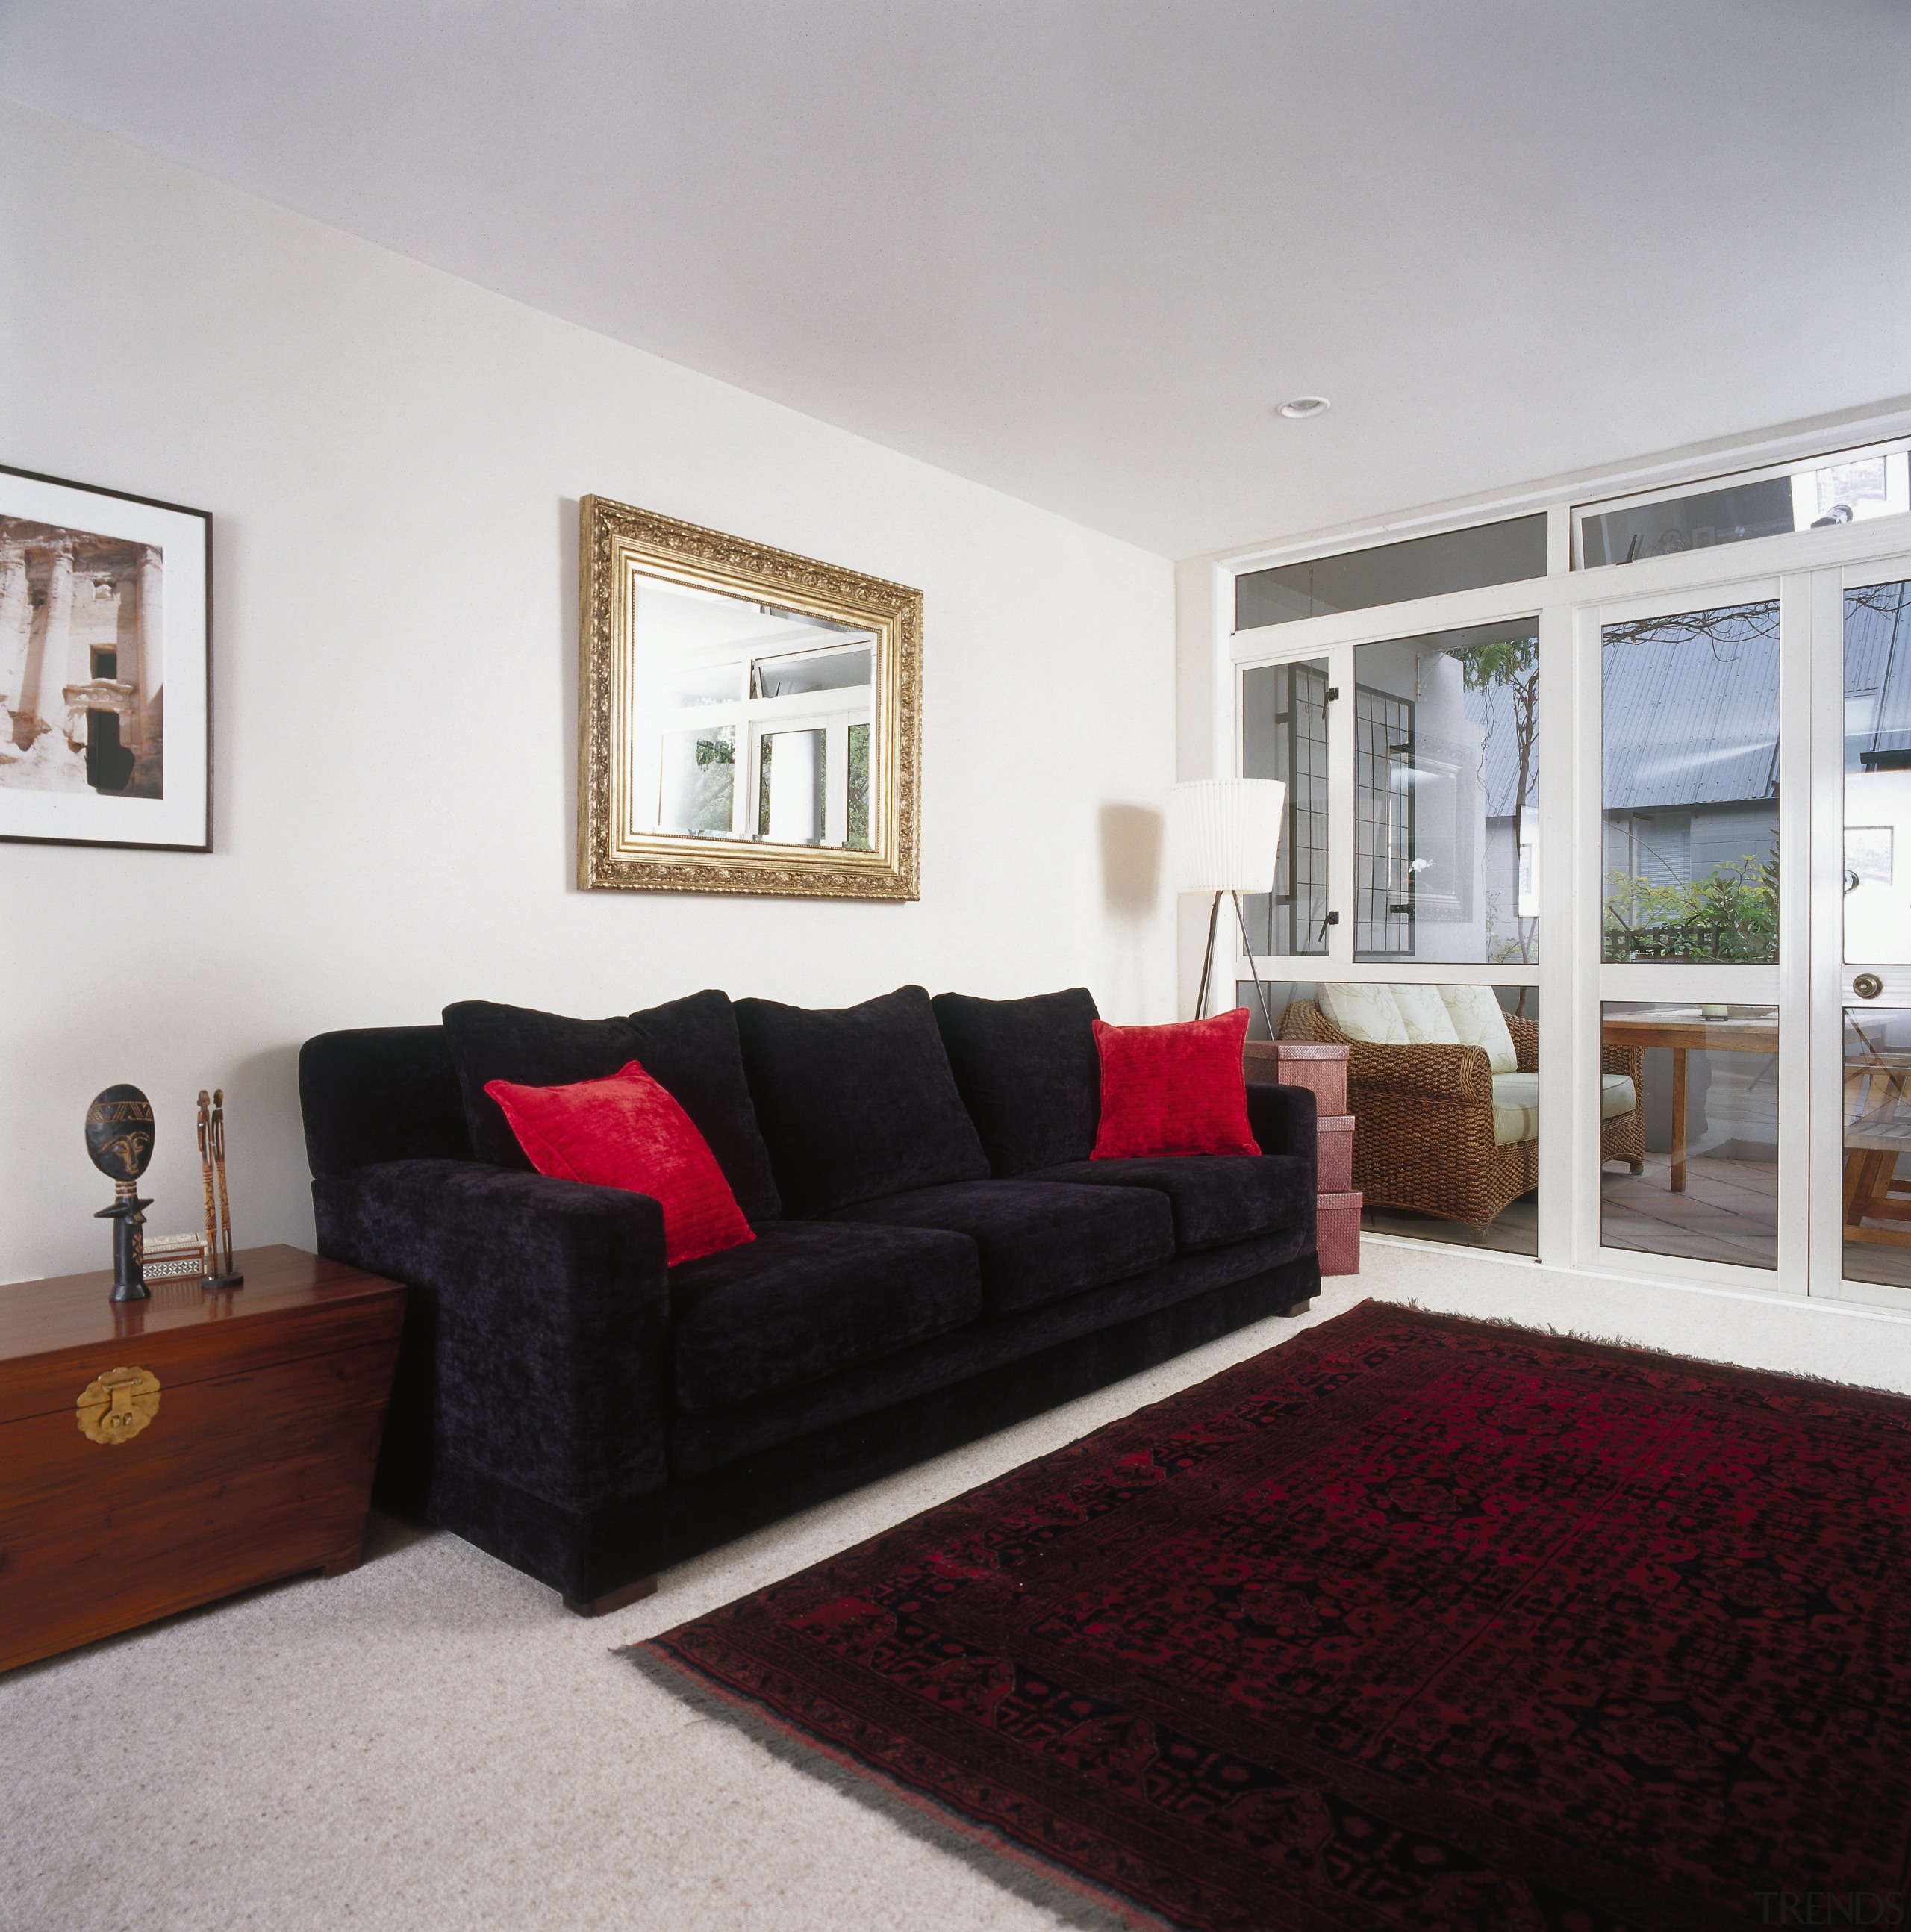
[0,103,1176,1283]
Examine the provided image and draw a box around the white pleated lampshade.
[1165,778,1286,894]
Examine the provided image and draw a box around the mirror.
[579,498,920,898]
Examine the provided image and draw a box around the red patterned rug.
[634,1301,1911,1931]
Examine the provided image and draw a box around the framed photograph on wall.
[0,464,212,852]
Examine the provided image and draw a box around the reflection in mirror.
[633,576,874,850]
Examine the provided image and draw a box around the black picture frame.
[0,463,213,853]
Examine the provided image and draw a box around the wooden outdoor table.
[1842,1041,1911,1248]
[1598,1016,1777,1194]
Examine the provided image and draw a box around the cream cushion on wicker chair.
[1600,1073,1638,1119]
[1438,983,1518,1074]
[1389,983,1462,1046]
[1486,1071,1637,1146]
[1317,982,1408,1045]
[1489,1072,1539,1146]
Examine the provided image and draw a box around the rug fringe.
[1394,1297,1911,1401]
[621,1641,1168,1932]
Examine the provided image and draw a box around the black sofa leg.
[564,1574,659,1618]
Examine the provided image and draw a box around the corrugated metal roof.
[1601,602,1779,812]
[1452,587,1911,820]
[1845,581,1911,761]
[1476,678,1527,818]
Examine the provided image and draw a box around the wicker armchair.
[1279,1000,1645,1230]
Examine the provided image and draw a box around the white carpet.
[6,1244,1909,1932]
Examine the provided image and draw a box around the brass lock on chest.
[75,1365,161,1445]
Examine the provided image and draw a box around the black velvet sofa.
[299,985,1319,1612]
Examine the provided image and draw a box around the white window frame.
[1211,416,1911,1293]
[1571,434,1911,571]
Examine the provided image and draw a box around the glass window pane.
[847,721,871,850]
[1843,1006,1911,1289]
[1241,658,1329,957]
[1580,446,1909,567]
[1844,579,1911,963]
[658,724,735,835]
[1242,977,1539,1257]
[1602,600,1779,964]
[753,644,871,697]
[758,727,826,844]
[1350,623,1539,965]
[1599,1002,1776,1269]
[1235,514,1546,631]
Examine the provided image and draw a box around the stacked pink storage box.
[1244,1040,1359,1276]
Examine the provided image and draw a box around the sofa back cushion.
[299,1025,473,1177]
[931,987,1100,1175]
[443,990,782,1221]
[735,985,989,1216]
[1388,983,1461,1045]
[1318,982,1408,1044]
[1438,983,1518,1074]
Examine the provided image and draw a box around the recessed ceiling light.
[1276,396,1332,420]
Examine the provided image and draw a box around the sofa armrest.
[311,1159,672,1516]
[1602,1040,1644,1082]
[1247,1079,1316,1176]
[1345,1040,1495,1105]
[1507,1013,1539,1073]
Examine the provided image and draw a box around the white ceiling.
[4,1,1908,559]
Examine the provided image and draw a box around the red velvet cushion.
[484,1060,755,1266]
[1090,1009,1260,1159]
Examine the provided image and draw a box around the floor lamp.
[1166,778,1286,1035]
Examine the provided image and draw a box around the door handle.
[1854,973,1884,1000]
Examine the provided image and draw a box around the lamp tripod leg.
[1230,891,1278,1041]
[1194,888,1221,1019]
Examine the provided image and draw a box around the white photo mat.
[0,465,211,851]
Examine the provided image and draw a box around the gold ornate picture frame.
[578,496,920,899]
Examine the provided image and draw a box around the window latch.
[1315,909,1339,944]
[1325,686,1341,703]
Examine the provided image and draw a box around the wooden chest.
[0,1244,405,1674]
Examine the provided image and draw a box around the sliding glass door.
[1812,558,1911,1307]
[1590,583,1790,1277]
[1228,508,1911,1303]
[1238,619,1545,1257]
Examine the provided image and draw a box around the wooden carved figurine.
[196,1089,243,1288]
[85,1084,155,1303]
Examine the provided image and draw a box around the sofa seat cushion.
[670,1221,981,1412]
[1490,1071,1540,1147]
[735,985,989,1216]
[1029,1154,1314,1253]
[830,1179,1175,1317]
[1487,1071,1637,1147]
[1602,1073,1639,1121]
